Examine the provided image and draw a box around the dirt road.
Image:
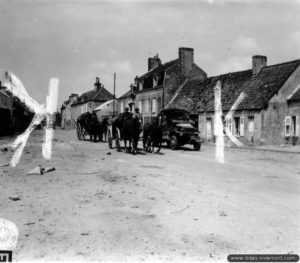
[0,129,299,261]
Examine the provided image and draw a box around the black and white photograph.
[0,0,300,262]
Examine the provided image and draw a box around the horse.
[122,115,141,154]
[112,112,141,154]
[143,116,163,153]
[77,112,103,142]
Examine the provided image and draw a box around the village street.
[0,129,299,262]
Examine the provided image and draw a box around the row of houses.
[61,47,300,145]
[0,81,34,135]
[61,77,116,129]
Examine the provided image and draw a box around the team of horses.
[75,111,163,154]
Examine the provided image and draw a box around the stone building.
[0,81,34,135]
[118,47,207,123]
[169,55,300,145]
[0,81,13,135]
[60,93,78,129]
[93,99,118,121]
[61,77,115,128]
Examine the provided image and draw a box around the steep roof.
[93,99,115,111]
[139,59,179,79]
[169,59,300,114]
[118,89,132,99]
[73,86,114,105]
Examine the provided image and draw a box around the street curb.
[203,143,300,154]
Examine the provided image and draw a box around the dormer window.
[139,80,144,90]
[153,76,158,87]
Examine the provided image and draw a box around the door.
[206,118,212,140]
[248,117,254,141]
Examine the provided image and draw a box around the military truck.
[158,108,201,151]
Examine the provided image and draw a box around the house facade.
[0,82,13,135]
[169,55,300,145]
[118,47,207,123]
[61,77,115,128]
[0,81,34,135]
[93,99,118,121]
[61,93,78,129]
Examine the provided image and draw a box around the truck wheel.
[170,135,179,150]
[194,142,201,151]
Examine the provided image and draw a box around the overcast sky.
[1,0,300,108]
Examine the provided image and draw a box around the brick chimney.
[148,54,161,71]
[179,47,194,78]
[252,55,267,75]
[94,77,101,91]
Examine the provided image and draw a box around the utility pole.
[113,73,116,116]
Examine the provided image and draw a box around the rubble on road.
[9,196,21,201]
[27,166,44,175]
[27,165,56,175]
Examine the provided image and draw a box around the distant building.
[169,55,300,145]
[93,99,118,121]
[61,93,78,129]
[0,81,33,136]
[0,81,13,135]
[61,77,115,128]
[118,47,207,123]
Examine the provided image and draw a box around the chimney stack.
[148,54,161,71]
[252,55,267,75]
[179,47,194,78]
[94,77,101,91]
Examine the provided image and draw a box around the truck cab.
[158,108,201,151]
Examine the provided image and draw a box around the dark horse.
[112,112,141,154]
[143,116,163,153]
[77,112,103,142]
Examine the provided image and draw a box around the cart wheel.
[170,135,179,150]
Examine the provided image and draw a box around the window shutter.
[240,116,244,136]
[296,116,300,136]
[285,116,291,136]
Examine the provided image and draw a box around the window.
[153,76,158,87]
[234,117,240,136]
[285,116,291,136]
[240,116,244,136]
[152,98,157,115]
[225,117,232,134]
[144,99,149,114]
[139,80,143,90]
[120,102,124,113]
[138,101,142,113]
[81,105,84,114]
